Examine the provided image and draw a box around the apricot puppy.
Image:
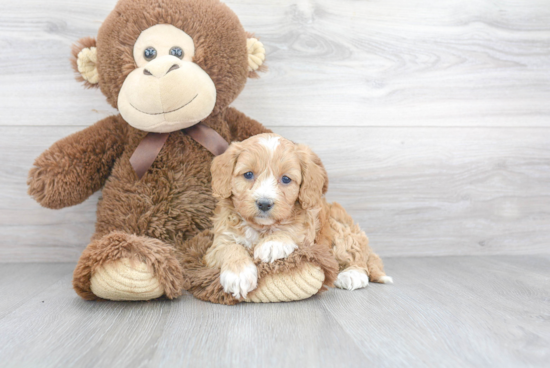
[205,133,392,299]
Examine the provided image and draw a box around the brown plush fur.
[28,0,273,301]
[28,116,127,210]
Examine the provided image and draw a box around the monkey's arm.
[225,107,272,141]
[28,115,127,209]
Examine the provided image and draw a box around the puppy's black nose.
[256,199,274,212]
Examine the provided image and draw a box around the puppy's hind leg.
[329,203,370,290]
[334,255,393,290]
[329,202,392,289]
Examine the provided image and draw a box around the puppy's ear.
[297,144,328,209]
[211,143,242,199]
[70,37,99,88]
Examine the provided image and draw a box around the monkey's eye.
[144,47,157,61]
[281,176,292,184]
[243,172,254,180]
[169,46,184,59]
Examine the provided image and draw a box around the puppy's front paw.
[334,269,369,290]
[254,240,297,263]
[220,263,258,299]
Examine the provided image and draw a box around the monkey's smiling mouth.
[130,94,198,115]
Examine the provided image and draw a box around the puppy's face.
[211,134,328,227]
[231,135,301,225]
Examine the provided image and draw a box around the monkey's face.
[70,0,267,134]
[117,25,216,133]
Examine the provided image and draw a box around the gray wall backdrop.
[1,0,549,262]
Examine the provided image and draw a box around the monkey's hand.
[28,115,126,209]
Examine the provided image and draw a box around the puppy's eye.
[144,47,157,61]
[243,172,254,180]
[281,176,292,184]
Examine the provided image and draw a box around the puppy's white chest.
[232,225,260,249]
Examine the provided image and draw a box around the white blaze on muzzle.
[253,173,278,201]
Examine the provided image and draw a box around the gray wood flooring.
[0,255,548,367]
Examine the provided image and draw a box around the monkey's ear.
[70,37,99,88]
[246,36,266,78]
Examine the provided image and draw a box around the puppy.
[205,133,392,299]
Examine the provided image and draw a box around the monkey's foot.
[73,231,184,301]
[90,258,164,301]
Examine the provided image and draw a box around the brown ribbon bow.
[129,122,229,179]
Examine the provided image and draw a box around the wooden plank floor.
[0,256,548,367]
